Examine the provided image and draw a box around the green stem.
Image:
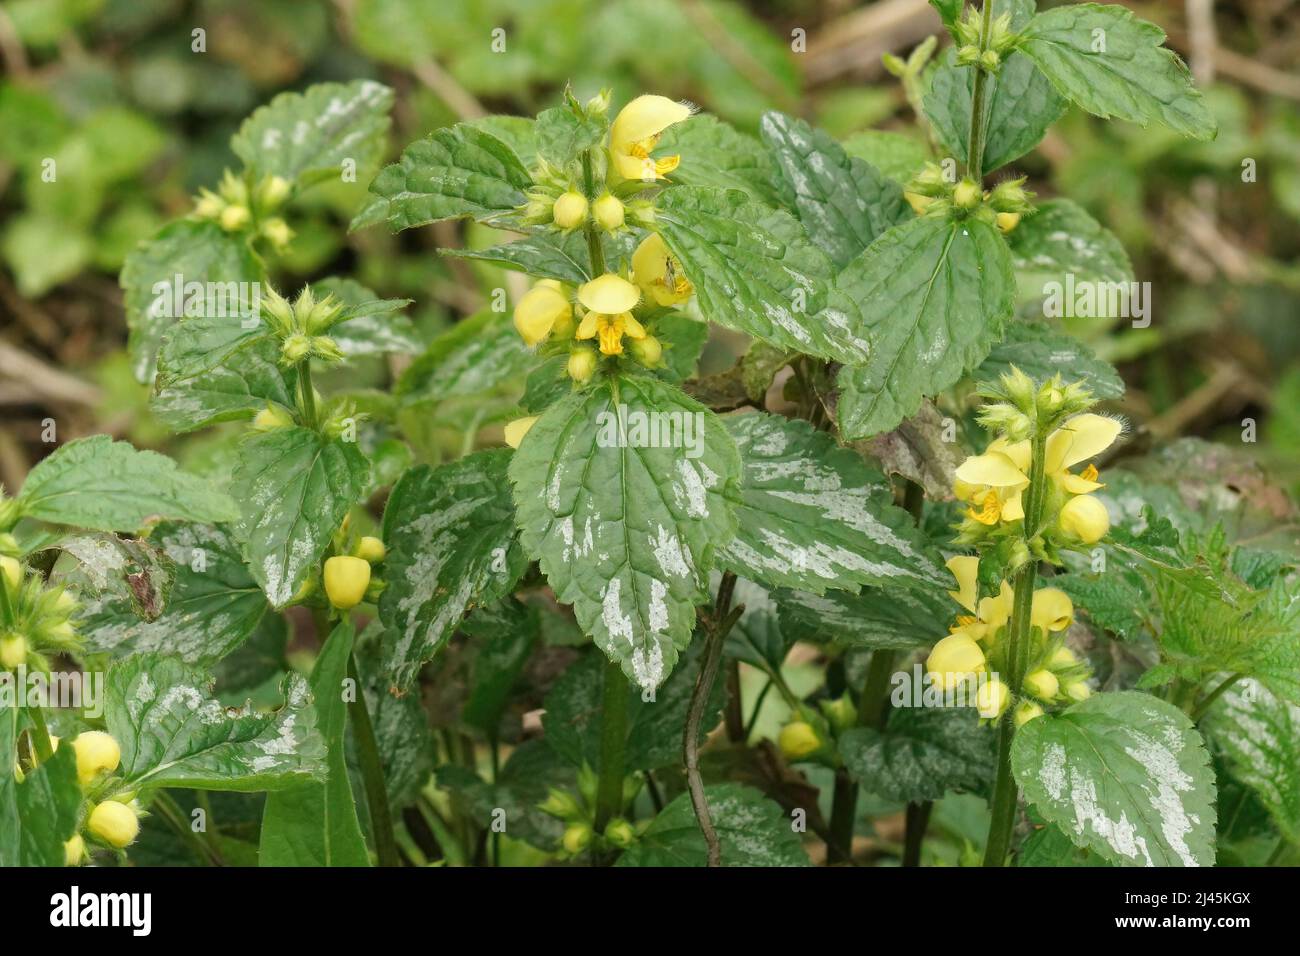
[983,428,1048,867]
[964,0,997,181]
[724,660,746,743]
[684,573,742,867]
[0,569,13,627]
[743,680,774,740]
[347,653,401,867]
[154,791,224,866]
[28,704,54,764]
[903,800,933,867]
[829,649,898,864]
[593,658,630,835]
[297,359,318,430]
[1191,672,1244,722]
[581,151,607,276]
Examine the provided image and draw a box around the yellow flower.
[513,281,573,347]
[0,555,21,590]
[631,233,692,306]
[88,801,139,849]
[552,190,588,230]
[945,556,1013,642]
[777,720,823,760]
[1058,494,1110,544]
[0,634,27,670]
[64,834,86,867]
[1014,701,1045,727]
[355,536,386,563]
[926,633,987,693]
[504,416,539,449]
[567,347,598,383]
[996,211,1021,233]
[576,274,645,355]
[592,193,625,231]
[323,555,370,610]
[72,731,121,787]
[955,413,1122,522]
[609,94,692,181]
[1030,588,1073,633]
[1064,680,1092,702]
[1024,668,1060,701]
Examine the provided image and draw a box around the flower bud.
[1047,645,1078,670]
[355,536,386,564]
[567,347,598,383]
[72,731,121,787]
[323,556,370,610]
[281,333,312,364]
[1014,701,1045,727]
[252,404,294,431]
[552,190,589,230]
[562,822,592,854]
[629,335,662,368]
[0,555,21,590]
[261,217,294,250]
[952,179,981,210]
[193,191,225,219]
[592,193,625,231]
[52,589,78,616]
[996,212,1020,233]
[975,678,1010,720]
[538,787,583,820]
[1024,669,1060,702]
[585,90,611,118]
[625,199,657,227]
[504,416,539,449]
[1064,680,1092,702]
[979,49,1001,72]
[219,204,250,232]
[0,634,28,670]
[256,175,292,211]
[1059,494,1109,544]
[88,800,139,848]
[604,817,636,849]
[925,633,986,692]
[778,720,823,761]
[64,834,86,867]
[819,694,858,735]
[904,191,934,215]
[956,44,981,66]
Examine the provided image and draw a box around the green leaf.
[1017,820,1112,866]
[436,739,573,851]
[840,706,996,802]
[152,339,296,434]
[840,130,929,183]
[461,598,539,733]
[1008,198,1133,287]
[656,186,870,364]
[929,0,963,29]
[107,654,327,793]
[230,428,369,608]
[260,621,371,866]
[975,321,1124,400]
[1019,3,1217,140]
[353,627,437,810]
[17,435,238,532]
[395,310,533,404]
[1203,680,1300,844]
[313,277,421,356]
[1054,569,1149,640]
[657,115,779,204]
[121,219,263,382]
[155,313,269,388]
[0,713,81,867]
[534,106,606,169]
[776,585,952,649]
[760,111,911,269]
[719,412,947,593]
[78,522,269,666]
[650,312,708,384]
[509,375,741,690]
[925,46,1066,173]
[367,123,533,232]
[231,79,394,187]
[542,644,724,773]
[378,450,525,690]
[616,784,809,866]
[836,216,1015,440]
[1011,691,1217,866]
[442,230,594,284]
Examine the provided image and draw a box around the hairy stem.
[347,653,401,867]
[582,151,607,276]
[965,0,997,181]
[297,359,318,430]
[684,572,742,867]
[1191,671,1244,722]
[983,428,1048,866]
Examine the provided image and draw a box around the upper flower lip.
[578,273,641,314]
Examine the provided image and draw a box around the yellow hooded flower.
[976,678,1010,720]
[631,233,692,306]
[609,95,692,181]
[1030,587,1073,633]
[945,556,1013,643]
[514,281,573,347]
[1059,493,1110,544]
[504,416,539,449]
[926,633,987,693]
[576,274,645,356]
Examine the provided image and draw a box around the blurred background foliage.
[2,0,1300,500]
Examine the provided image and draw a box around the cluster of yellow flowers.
[925,556,1093,725]
[323,535,386,611]
[955,411,1120,546]
[537,764,641,857]
[23,731,140,864]
[0,556,80,672]
[192,170,294,251]
[903,163,1034,234]
[506,95,698,449]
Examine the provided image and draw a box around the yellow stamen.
[1080,463,1101,483]
[967,491,1001,525]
